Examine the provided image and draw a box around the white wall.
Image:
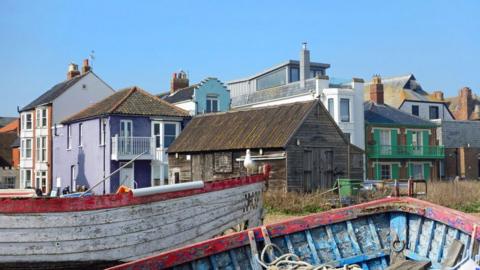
[399,101,454,121]
[173,100,196,115]
[52,73,114,124]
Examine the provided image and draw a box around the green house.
[364,101,444,181]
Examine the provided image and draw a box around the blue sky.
[0,0,478,116]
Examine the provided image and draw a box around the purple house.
[53,86,189,194]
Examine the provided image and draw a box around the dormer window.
[340,98,350,122]
[206,95,219,113]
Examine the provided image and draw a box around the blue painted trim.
[305,230,321,265]
[412,217,424,253]
[284,234,295,254]
[425,220,436,259]
[346,221,368,269]
[333,250,389,268]
[326,226,342,260]
[368,217,388,268]
[209,255,219,270]
[404,249,441,268]
[228,250,240,270]
[436,224,447,263]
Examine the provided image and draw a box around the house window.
[22,113,32,130]
[206,95,219,113]
[340,98,350,122]
[163,123,177,148]
[0,176,16,189]
[429,106,439,119]
[70,165,76,191]
[99,119,105,145]
[344,133,351,143]
[412,105,419,116]
[21,138,32,158]
[327,98,334,117]
[22,169,32,188]
[36,171,47,193]
[380,164,391,180]
[36,108,47,127]
[411,163,424,179]
[36,136,47,162]
[152,163,169,186]
[78,123,83,146]
[256,67,287,91]
[379,129,391,154]
[289,67,299,82]
[67,125,72,149]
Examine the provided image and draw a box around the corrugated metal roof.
[168,101,317,153]
[62,86,189,123]
[364,101,435,127]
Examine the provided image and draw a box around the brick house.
[365,76,445,180]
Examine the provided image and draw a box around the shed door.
[321,150,334,188]
[303,150,312,192]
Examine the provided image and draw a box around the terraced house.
[18,60,114,194]
[53,87,189,194]
[364,76,445,180]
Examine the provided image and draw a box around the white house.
[18,60,114,194]
[228,44,365,150]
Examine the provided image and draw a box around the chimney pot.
[432,90,444,101]
[170,70,189,94]
[67,63,80,80]
[81,59,91,74]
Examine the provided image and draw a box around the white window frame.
[67,125,72,150]
[380,164,391,180]
[70,165,76,191]
[22,112,33,130]
[340,98,351,122]
[36,108,47,128]
[21,138,32,159]
[206,95,219,113]
[99,118,106,146]
[36,136,47,162]
[21,169,32,188]
[35,170,47,194]
[78,123,83,147]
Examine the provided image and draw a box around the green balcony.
[367,145,445,159]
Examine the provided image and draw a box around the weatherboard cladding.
[168,101,316,153]
[62,87,188,123]
[20,73,88,112]
[364,101,435,127]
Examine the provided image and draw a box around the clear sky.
[0,0,478,116]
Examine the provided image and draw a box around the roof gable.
[62,86,189,123]
[168,101,317,153]
[20,73,89,112]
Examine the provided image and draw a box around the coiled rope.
[255,243,362,270]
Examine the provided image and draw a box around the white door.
[119,162,134,188]
[120,120,133,155]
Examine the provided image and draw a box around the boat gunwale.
[0,173,267,214]
[106,197,480,270]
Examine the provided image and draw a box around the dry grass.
[264,181,480,216]
[426,180,480,212]
[264,189,334,215]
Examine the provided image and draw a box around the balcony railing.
[111,136,160,161]
[367,145,445,159]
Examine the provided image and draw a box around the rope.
[255,243,362,270]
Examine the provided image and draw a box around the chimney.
[455,87,473,120]
[314,75,329,98]
[471,104,480,121]
[299,42,310,88]
[432,90,444,101]
[369,75,384,105]
[81,59,91,74]
[67,63,80,80]
[170,70,189,94]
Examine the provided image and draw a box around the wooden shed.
[167,100,363,192]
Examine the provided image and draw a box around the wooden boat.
[0,170,268,270]
[108,197,480,270]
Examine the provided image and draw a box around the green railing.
[367,145,445,159]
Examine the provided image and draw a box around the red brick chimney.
[432,90,444,101]
[67,63,80,80]
[454,87,473,120]
[369,75,384,105]
[81,59,91,74]
[170,71,189,94]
